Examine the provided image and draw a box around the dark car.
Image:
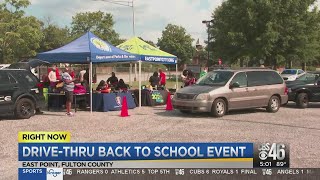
[286,71,320,87]
[0,69,45,119]
[8,59,49,78]
[287,72,320,108]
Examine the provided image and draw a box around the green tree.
[71,11,122,45]
[39,24,71,52]
[209,0,320,68]
[157,24,194,65]
[0,0,42,63]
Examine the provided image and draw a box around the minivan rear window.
[247,71,283,86]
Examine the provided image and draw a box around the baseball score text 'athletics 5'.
[18,132,291,180]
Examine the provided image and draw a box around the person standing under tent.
[48,65,61,80]
[48,64,58,91]
[107,72,119,87]
[159,69,166,87]
[79,69,86,84]
[149,72,160,88]
[69,67,75,79]
[83,68,90,91]
[62,67,75,117]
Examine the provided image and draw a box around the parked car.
[286,71,320,86]
[281,69,305,81]
[0,64,10,69]
[8,59,49,78]
[172,69,288,117]
[0,69,45,119]
[287,75,320,108]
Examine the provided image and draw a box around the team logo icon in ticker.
[175,169,185,176]
[262,169,273,176]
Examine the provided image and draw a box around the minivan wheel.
[211,98,226,117]
[266,96,280,113]
[296,93,308,109]
[15,98,35,119]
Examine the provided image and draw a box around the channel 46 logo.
[254,143,289,168]
[259,143,285,161]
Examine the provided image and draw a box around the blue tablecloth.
[92,93,136,112]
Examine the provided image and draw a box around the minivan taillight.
[284,87,288,95]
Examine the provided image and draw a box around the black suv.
[0,69,45,119]
[287,74,320,108]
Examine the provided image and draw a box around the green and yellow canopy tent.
[117,37,178,107]
[117,37,177,63]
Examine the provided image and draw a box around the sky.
[23,0,224,45]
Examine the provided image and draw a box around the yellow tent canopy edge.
[117,37,177,58]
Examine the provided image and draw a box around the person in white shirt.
[79,69,86,83]
[48,65,58,90]
[48,65,57,82]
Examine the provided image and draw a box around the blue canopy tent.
[37,32,140,112]
[37,32,138,63]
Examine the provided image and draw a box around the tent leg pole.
[129,63,132,86]
[90,61,93,113]
[139,61,142,108]
[135,63,137,81]
[176,64,178,90]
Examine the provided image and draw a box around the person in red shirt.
[56,67,61,80]
[159,69,166,86]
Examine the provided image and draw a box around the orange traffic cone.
[120,96,129,117]
[166,92,173,111]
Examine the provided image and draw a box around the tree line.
[209,0,320,69]
[1,0,320,69]
[0,0,194,65]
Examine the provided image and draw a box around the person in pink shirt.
[159,69,166,86]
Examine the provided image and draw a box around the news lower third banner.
[19,143,253,168]
[18,132,295,180]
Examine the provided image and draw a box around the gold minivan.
[172,69,288,117]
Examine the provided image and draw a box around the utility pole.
[202,20,214,66]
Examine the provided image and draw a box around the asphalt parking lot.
[0,102,320,179]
